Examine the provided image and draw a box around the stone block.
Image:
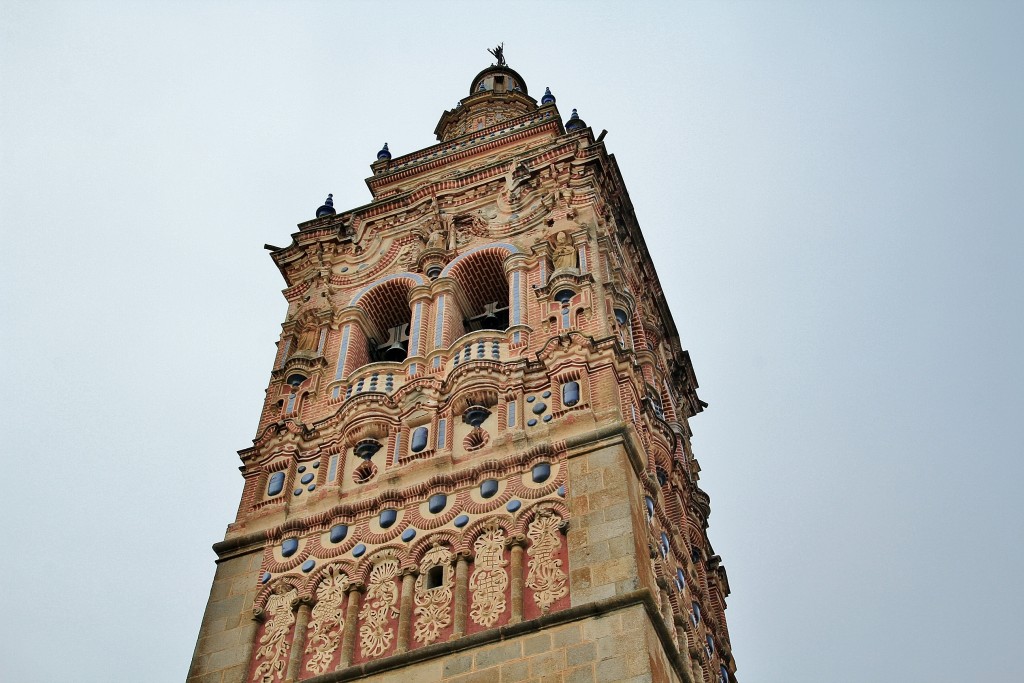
[451,669,502,683]
[551,625,583,649]
[563,664,596,683]
[594,656,628,683]
[524,633,552,656]
[501,658,531,682]
[475,640,523,669]
[566,642,597,667]
[444,652,475,677]
[528,650,567,676]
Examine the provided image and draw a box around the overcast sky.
[2,2,1021,682]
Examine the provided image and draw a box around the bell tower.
[189,49,738,683]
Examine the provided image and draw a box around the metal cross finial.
[488,43,506,67]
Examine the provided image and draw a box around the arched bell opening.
[447,249,512,335]
[356,278,415,364]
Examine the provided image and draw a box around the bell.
[466,300,509,331]
[463,405,491,428]
[376,323,409,362]
[354,439,382,460]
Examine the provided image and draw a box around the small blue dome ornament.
[565,108,586,132]
[376,142,391,161]
[315,193,336,218]
[541,87,556,105]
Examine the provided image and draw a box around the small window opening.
[426,565,444,589]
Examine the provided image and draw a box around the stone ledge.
[303,588,692,683]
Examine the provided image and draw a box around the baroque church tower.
[189,50,737,683]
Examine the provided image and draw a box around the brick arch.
[349,272,425,306]
[439,243,520,278]
[444,246,514,316]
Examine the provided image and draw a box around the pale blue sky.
[1,2,1021,681]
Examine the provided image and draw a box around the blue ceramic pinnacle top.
[565,108,586,132]
[377,142,391,161]
[316,193,336,218]
[541,87,556,104]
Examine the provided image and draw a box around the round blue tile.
[301,559,316,573]
[542,390,551,398]
[454,514,469,528]
[330,524,348,543]
[527,418,537,427]
[506,500,521,512]
[293,488,303,496]
[532,402,547,415]
[307,484,316,492]
[480,479,499,499]
[261,572,271,584]
[298,465,306,473]
[281,538,298,557]
[543,414,553,422]
[352,543,366,558]
[401,528,416,542]
[300,473,314,485]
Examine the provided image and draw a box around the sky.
[1,2,1022,681]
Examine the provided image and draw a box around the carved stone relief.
[358,559,400,658]
[413,545,454,645]
[469,523,509,628]
[304,569,348,676]
[252,586,297,682]
[525,513,569,613]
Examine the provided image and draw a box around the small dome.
[565,108,587,132]
[541,87,556,105]
[376,142,391,161]
[315,193,335,218]
[468,64,529,97]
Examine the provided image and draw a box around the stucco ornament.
[413,545,454,644]
[525,513,569,613]
[252,586,297,682]
[304,569,349,675]
[469,523,509,627]
[358,559,400,657]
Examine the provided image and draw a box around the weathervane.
[488,43,506,67]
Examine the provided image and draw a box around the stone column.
[509,535,526,623]
[285,601,311,682]
[337,586,362,670]
[396,569,416,653]
[453,553,470,637]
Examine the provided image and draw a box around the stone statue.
[295,310,320,351]
[488,43,505,67]
[426,222,446,250]
[552,231,577,272]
